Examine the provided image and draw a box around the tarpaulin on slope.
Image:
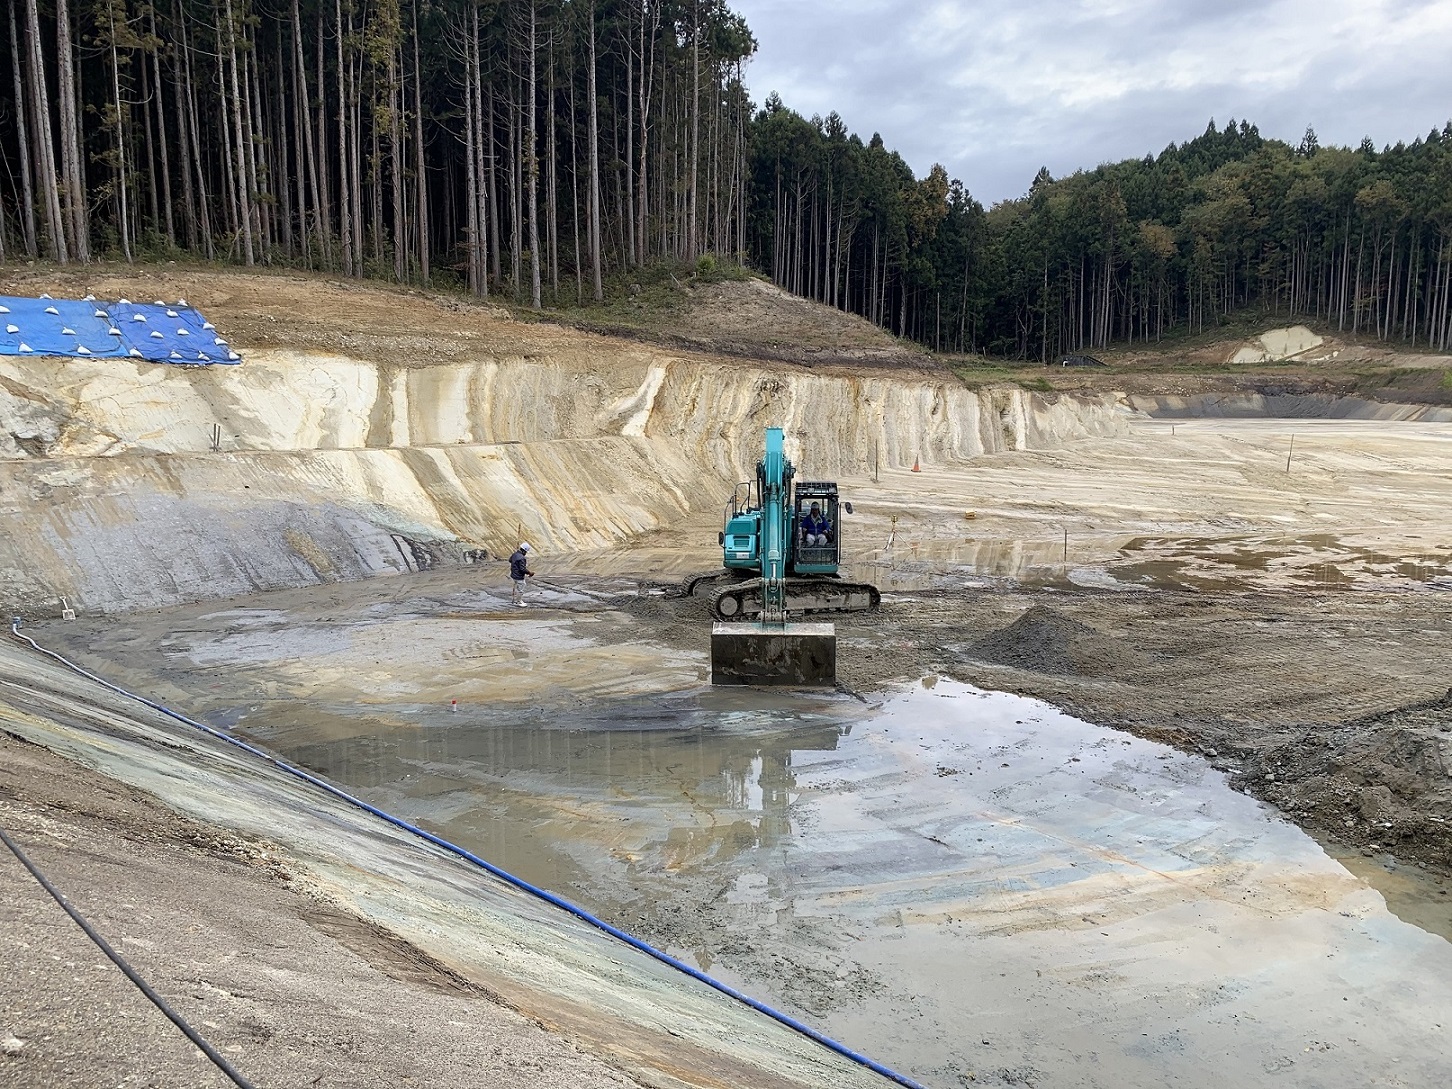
[0,294,240,365]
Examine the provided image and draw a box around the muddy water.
[234,676,1452,1089]
[0,639,889,1089]
[1321,843,1452,942]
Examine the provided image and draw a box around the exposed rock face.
[0,349,1129,614]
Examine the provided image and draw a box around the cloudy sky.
[731,0,1452,204]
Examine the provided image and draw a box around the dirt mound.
[966,605,1149,677]
[1237,696,1452,870]
[670,278,915,360]
[572,275,939,371]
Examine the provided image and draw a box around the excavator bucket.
[711,621,836,686]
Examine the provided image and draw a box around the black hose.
[0,821,258,1089]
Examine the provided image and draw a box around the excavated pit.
[5,277,1452,1088]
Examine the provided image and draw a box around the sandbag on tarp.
[0,293,240,365]
[0,295,126,358]
[108,299,240,364]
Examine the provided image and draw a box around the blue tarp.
[0,294,240,365]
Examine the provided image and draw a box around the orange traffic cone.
[911,456,921,472]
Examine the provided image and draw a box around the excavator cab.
[791,483,841,575]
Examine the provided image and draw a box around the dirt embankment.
[1011,322,1452,407]
[0,263,940,377]
[567,276,940,372]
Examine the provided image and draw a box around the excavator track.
[708,577,881,621]
[680,568,757,599]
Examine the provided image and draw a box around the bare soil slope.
[0,264,937,374]
[573,275,935,369]
[0,732,638,1089]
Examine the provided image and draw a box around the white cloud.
[734,0,1452,202]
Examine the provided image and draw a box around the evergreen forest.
[2,0,1451,357]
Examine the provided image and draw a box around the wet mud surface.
[22,564,1452,1087]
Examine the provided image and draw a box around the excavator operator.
[802,503,831,546]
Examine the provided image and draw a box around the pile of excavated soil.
[964,605,1152,678]
[1235,689,1452,870]
[656,278,934,370]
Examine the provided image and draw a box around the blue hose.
[9,618,929,1089]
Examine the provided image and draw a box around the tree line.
[3,1,1451,357]
[1,0,754,307]
[747,105,1452,357]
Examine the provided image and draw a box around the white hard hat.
[520,542,531,552]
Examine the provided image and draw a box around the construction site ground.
[2,265,1451,1088]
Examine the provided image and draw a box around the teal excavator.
[686,428,880,622]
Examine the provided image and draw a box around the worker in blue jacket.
[509,542,534,607]
[801,503,831,547]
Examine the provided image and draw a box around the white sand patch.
[1230,325,1326,364]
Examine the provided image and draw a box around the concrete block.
[711,622,835,686]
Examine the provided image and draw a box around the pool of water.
[235,675,1452,1088]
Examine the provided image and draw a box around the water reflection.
[183,672,1452,1086]
[242,687,870,897]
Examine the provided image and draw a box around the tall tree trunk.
[294,0,328,266]
[462,7,480,294]
[586,0,602,300]
[177,0,214,256]
[470,2,489,294]
[546,23,559,298]
[106,4,132,262]
[315,11,333,262]
[507,69,520,294]
[526,1,541,308]
[485,75,501,280]
[336,0,353,274]
[350,9,365,267]
[568,43,582,302]
[9,0,38,257]
[371,72,384,267]
[290,35,311,263]
[224,0,255,264]
[623,9,635,266]
[638,0,660,267]
[150,6,176,247]
[245,37,268,258]
[23,0,67,261]
[273,35,295,258]
[55,0,87,259]
[390,47,406,281]
[687,0,699,261]
[141,48,161,236]
[412,0,429,281]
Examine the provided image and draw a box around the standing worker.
[509,542,534,607]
